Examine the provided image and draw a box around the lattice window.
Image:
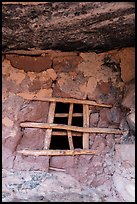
[18,97,123,156]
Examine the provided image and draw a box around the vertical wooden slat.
[83,104,90,149]
[67,103,74,150]
[44,102,56,149]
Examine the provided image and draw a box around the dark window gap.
[73,103,83,113]
[55,102,70,113]
[50,135,69,150]
[54,116,68,125]
[72,136,83,149]
[50,102,84,150]
[72,117,83,127]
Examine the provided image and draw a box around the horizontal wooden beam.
[52,131,82,136]
[20,122,124,134]
[31,97,112,108]
[49,167,66,172]
[17,149,98,156]
[55,113,83,117]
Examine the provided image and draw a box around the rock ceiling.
[2,2,135,53]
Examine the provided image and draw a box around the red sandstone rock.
[2,124,22,169]
[91,81,118,105]
[90,113,99,127]
[16,128,45,150]
[98,108,110,128]
[126,112,135,132]
[53,72,87,99]
[53,56,83,73]
[47,68,57,81]
[50,156,75,169]
[28,78,42,92]
[6,54,52,72]
[91,135,107,152]
[122,81,135,109]
[17,101,49,122]
[119,48,135,83]
[52,83,73,98]
[13,155,49,171]
[106,107,121,125]
[2,75,21,96]
[106,134,115,149]
[97,81,112,94]
[89,133,96,148]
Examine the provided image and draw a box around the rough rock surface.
[2,59,51,170]
[122,80,135,134]
[2,2,135,53]
[126,112,135,132]
[2,170,104,202]
[122,80,135,109]
[112,144,135,202]
[119,48,135,83]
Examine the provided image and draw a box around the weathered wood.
[2,2,135,53]
[17,149,98,156]
[68,103,74,150]
[83,104,89,149]
[31,97,112,108]
[44,102,56,149]
[49,167,66,172]
[55,113,83,117]
[20,122,124,134]
[52,131,82,136]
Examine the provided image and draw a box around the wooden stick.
[17,149,98,156]
[68,103,74,150]
[20,122,124,134]
[44,102,56,149]
[83,104,89,149]
[55,113,83,117]
[31,97,112,108]
[52,131,82,136]
[49,167,66,172]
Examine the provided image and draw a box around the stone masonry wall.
[2,48,135,195]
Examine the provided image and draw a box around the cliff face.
[2,2,135,53]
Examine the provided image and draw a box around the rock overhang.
[2,2,135,53]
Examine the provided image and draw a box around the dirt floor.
[2,169,120,202]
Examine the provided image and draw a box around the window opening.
[72,136,83,149]
[55,102,70,113]
[73,103,83,113]
[54,116,68,125]
[72,117,83,127]
[50,135,69,150]
[52,102,83,149]
[18,97,124,156]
